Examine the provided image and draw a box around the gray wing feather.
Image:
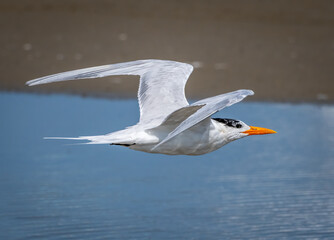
[26,59,193,126]
[152,89,254,150]
[150,105,205,128]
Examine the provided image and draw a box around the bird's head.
[212,118,276,142]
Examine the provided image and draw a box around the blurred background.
[1,1,334,239]
[1,0,333,102]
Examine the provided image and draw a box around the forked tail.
[44,129,136,145]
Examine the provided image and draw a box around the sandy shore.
[0,0,333,102]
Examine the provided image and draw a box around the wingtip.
[240,89,255,96]
[151,144,160,152]
[25,80,37,86]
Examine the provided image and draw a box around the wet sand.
[0,0,333,102]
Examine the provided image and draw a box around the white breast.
[131,119,228,155]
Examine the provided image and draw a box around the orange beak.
[242,126,277,135]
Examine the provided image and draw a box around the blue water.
[0,92,333,239]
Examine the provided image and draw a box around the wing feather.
[26,59,193,126]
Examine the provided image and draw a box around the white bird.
[26,59,276,155]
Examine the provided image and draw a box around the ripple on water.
[0,92,334,239]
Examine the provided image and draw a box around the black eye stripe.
[212,118,242,128]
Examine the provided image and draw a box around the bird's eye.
[236,123,242,128]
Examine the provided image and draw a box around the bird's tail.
[44,129,136,145]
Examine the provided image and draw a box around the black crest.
[212,118,242,128]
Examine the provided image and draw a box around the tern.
[26,59,276,155]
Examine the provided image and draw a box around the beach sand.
[1,0,333,102]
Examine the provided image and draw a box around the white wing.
[26,59,193,126]
[152,89,254,150]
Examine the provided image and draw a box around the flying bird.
[26,59,276,155]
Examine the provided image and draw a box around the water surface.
[0,92,333,239]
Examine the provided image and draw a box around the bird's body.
[123,118,225,155]
[27,59,275,155]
